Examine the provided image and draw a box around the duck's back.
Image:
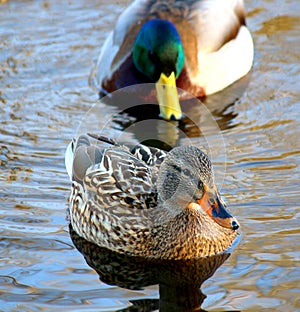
[67,136,168,251]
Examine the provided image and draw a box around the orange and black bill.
[198,188,239,230]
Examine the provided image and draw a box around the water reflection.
[93,73,251,152]
[70,225,237,312]
[78,80,247,156]
[100,71,249,122]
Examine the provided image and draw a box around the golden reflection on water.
[255,15,300,35]
[0,0,299,311]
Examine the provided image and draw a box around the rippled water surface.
[1,0,299,311]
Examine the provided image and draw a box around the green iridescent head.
[132,19,185,81]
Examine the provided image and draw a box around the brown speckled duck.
[65,135,239,260]
[95,0,254,120]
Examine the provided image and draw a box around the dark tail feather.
[87,133,120,147]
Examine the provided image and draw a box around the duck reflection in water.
[95,74,251,150]
[70,225,240,312]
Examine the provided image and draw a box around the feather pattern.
[66,135,239,259]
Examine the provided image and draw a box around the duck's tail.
[65,134,115,183]
[65,135,104,183]
[65,138,76,181]
[87,133,120,147]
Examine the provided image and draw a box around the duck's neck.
[149,207,238,260]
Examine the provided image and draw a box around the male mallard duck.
[65,134,239,260]
[96,0,254,120]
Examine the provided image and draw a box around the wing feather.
[83,147,157,213]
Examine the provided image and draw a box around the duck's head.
[133,19,184,120]
[157,146,239,231]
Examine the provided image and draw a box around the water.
[0,0,299,311]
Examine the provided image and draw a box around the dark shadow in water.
[69,225,241,312]
[98,74,251,149]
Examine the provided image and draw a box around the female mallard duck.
[95,0,254,120]
[65,134,239,260]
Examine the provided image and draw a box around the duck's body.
[96,0,253,119]
[66,135,239,260]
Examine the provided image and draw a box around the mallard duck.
[65,134,239,260]
[95,0,254,120]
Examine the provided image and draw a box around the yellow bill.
[155,71,183,121]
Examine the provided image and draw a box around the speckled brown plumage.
[66,134,239,260]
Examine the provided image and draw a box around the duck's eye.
[198,180,203,189]
[148,50,154,59]
[183,169,190,176]
[148,50,158,63]
[172,164,182,173]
